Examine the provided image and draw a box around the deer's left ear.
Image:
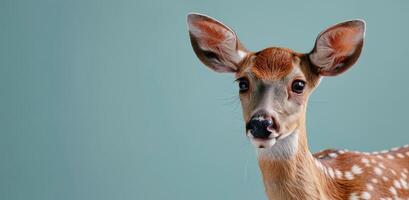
[309,20,366,76]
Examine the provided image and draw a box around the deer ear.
[187,13,248,73]
[309,20,366,76]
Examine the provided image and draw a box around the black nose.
[246,117,273,139]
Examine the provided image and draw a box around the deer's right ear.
[187,13,248,73]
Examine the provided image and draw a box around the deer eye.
[291,80,306,94]
[237,78,249,93]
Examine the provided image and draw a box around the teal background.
[1,0,409,199]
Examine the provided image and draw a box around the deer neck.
[257,122,334,200]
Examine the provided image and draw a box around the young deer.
[187,13,409,200]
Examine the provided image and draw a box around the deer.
[187,13,409,200]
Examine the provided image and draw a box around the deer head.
[187,13,365,160]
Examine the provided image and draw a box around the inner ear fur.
[187,13,248,73]
[309,20,366,76]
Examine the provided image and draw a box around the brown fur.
[251,48,295,80]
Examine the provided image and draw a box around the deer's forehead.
[238,47,302,80]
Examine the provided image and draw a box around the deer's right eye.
[238,78,249,93]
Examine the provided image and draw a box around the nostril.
[267,117,279,133]
[261,119,272,128]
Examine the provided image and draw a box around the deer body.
[187,13,409,200]
[259,121,409,200]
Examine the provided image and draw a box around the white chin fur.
[254,131,299,160]
[250,138,276,148]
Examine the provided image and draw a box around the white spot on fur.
[328,167,335,178]
[371,178,378,184]
[387,154,395,159]
[349,193,358,200]
[397,153,405,158]
[328,152,338,158]
[394,179,402,189]
[362,158,371,167]
[361,191,371,199]
[376,155,384,159]
[379,163,386,169]
[392,147,400,151]
[400,178,408,189]
[361,158,369,164]
[335,169,343,179]
[374,167,383,175]
[367,183,374,191]
[315,159,324,170]
[389,186,397,195]
[383,176,389,181]
[352,165,363,175]
[391,169,397,175]
[345,171,354,180]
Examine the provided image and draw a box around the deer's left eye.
[291,80,306,94]
[238,78,249,93]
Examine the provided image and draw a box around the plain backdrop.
[1,0,409,200]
